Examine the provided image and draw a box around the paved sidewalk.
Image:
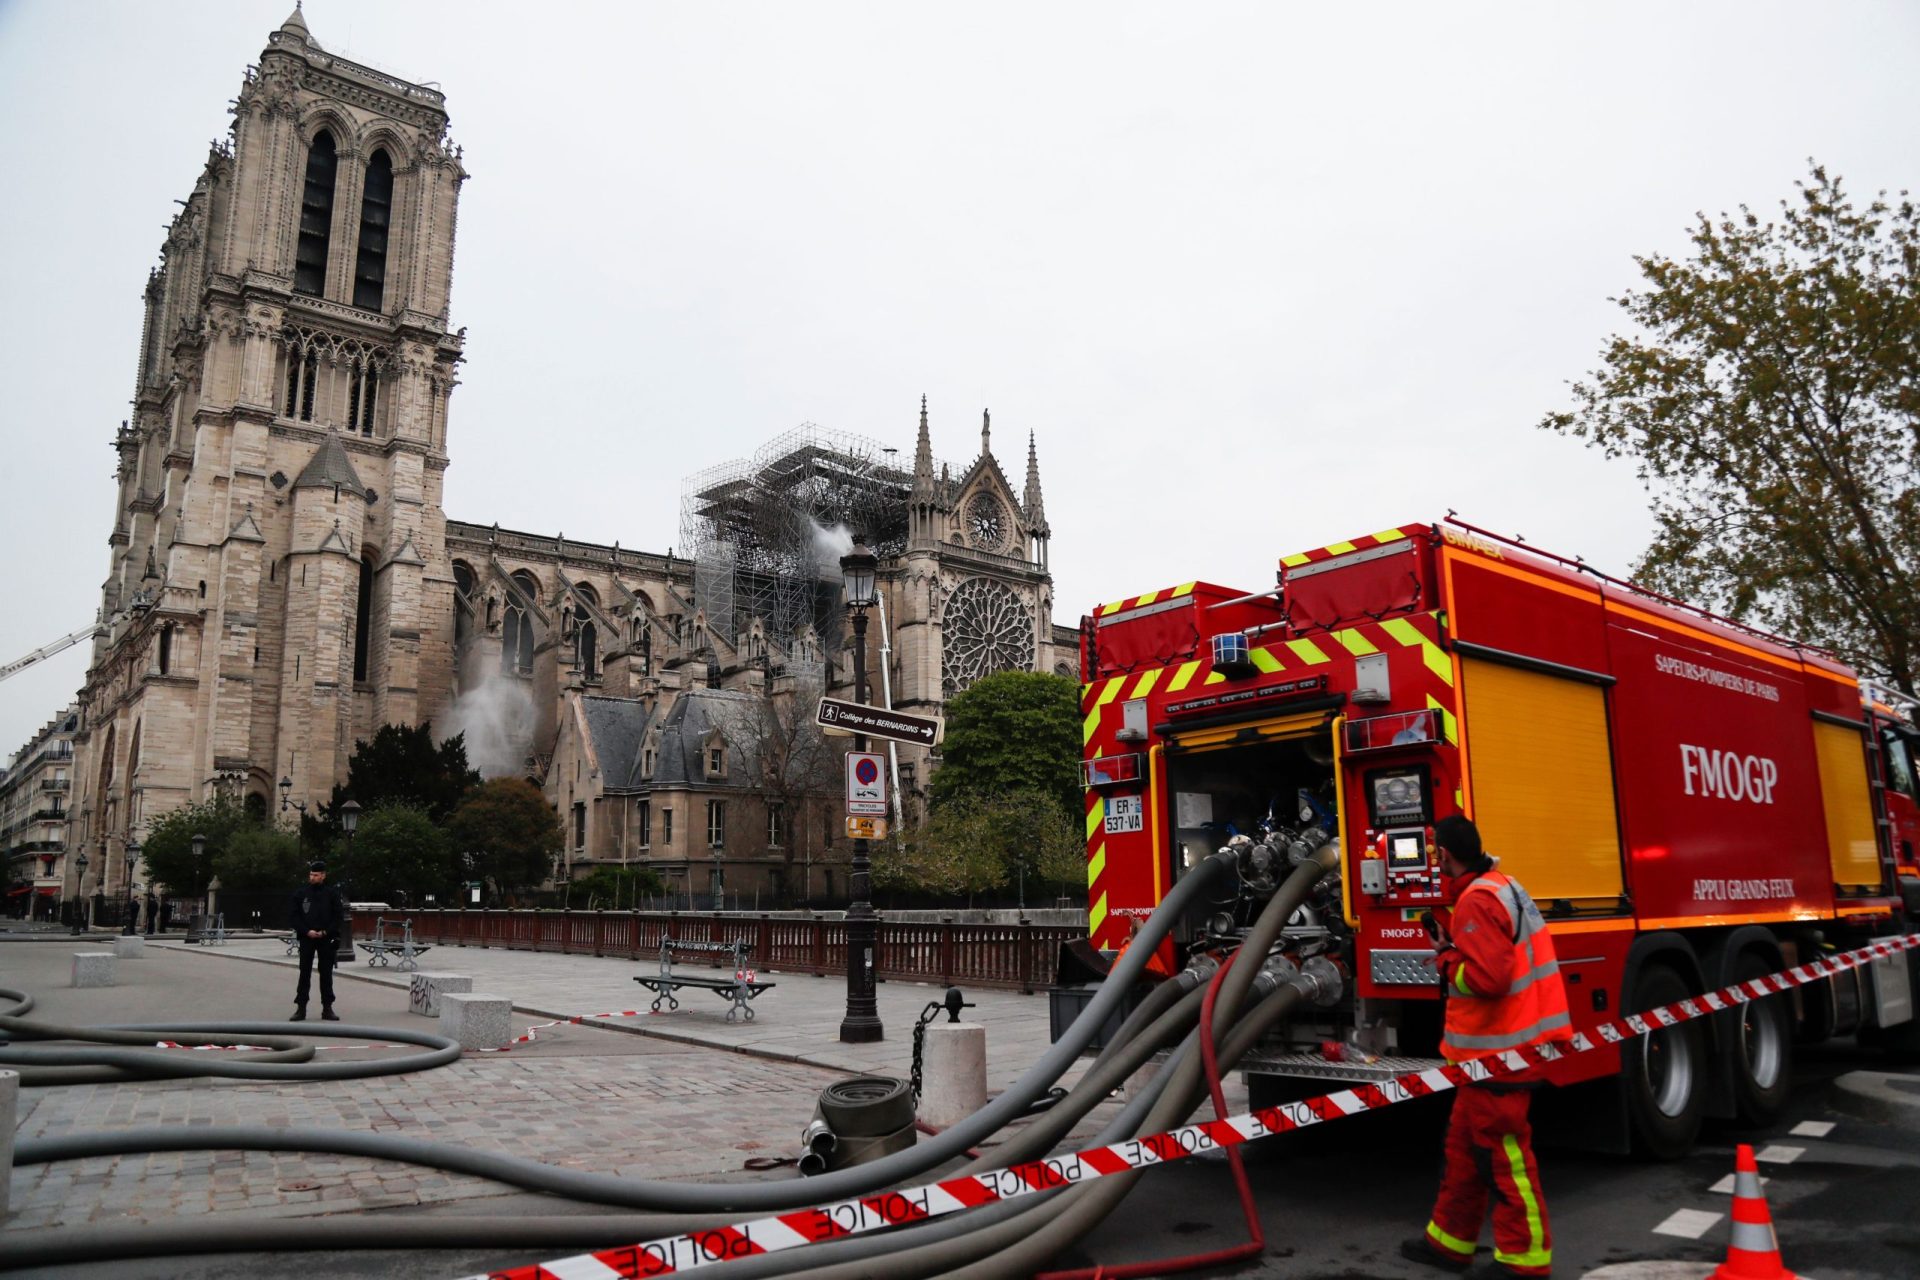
[149,932,1064,1091]
[0,931,1128,1262]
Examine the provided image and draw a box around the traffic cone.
[1709,1144,1799,1280]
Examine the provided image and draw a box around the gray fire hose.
[6,850,1244,1267]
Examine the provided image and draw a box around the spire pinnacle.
[1024,430,1050,533]
[911,394,936,501]
[981,408,991,456]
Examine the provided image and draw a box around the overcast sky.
[1,1,1915,752]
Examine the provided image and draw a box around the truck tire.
[1625,965,1705,1159]
[1728,952,1793,1125]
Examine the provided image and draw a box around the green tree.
[1543,164,1920,690]
[446,777,565,895]
[930,671,1082,819]
[141,797,254,896]
[309,723,481,843]
[573,865,667,911]
[874,790,1082,905]
[343,803,453,906]
[212,824,305,891]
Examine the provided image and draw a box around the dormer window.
[709,748,725,774]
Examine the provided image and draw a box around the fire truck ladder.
[0,626,104,685]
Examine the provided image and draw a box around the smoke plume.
[440,673,534,778]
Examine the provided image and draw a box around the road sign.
[846,750,889,815]
[816,697,942,748]
[846,815,890,840]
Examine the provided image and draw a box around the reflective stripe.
[1444,1010,1573,1053]
[1454,965,1473,996]
[1506,958,1562,997]
[1425,1220,1477,1259]
[1495,1134,1551,1268]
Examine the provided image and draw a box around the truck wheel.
[1625,965,1705,1159]
[1729,952,1793,1125]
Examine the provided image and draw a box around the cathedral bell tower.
[71,7,468,892]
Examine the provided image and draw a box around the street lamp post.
[337,799,361,964]
[122,838,141,936]
[838,535,883,1043]
[70,850,89,934]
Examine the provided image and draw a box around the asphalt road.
[1062,1045,1920,1279]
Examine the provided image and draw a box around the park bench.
[633,936,775,1022]
[184,913,228,945]
[358,916,432,971]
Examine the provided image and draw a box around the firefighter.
[288,859,346,1022]
[1401,815,1570,1279]
[1112,916,1175,979]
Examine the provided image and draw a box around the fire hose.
[3,846,1261,1270]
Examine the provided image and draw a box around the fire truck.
[1079,517,1920,1156]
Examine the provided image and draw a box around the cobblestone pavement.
[1,930,1133,1251]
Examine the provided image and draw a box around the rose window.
[941,577,1035,696]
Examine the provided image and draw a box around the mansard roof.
[644,688,761,789]
[579,696,652,789]
[293,432,369,499]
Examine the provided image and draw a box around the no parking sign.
[846,750,888,815]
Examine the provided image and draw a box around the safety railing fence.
[350,909,1082,993]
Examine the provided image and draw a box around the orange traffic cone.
[1709,1144,1799,1280]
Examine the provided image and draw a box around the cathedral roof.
[293,432,369,500]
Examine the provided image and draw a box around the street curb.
[1829,1068,1920,1116]
[149,939,884,1078]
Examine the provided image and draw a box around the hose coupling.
[1251,953,1301,995]
[1180,954,1221,988]
[1296,955,1347,1007]
[800,1118,836,1158]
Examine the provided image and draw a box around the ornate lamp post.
[838,535,883,1043]
[336,799,361,963]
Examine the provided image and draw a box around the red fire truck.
[1079,518,1920,1155]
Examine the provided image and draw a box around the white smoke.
[812,521,854,577]
[440,673,535,778]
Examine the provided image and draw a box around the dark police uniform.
[289,874,347,1018]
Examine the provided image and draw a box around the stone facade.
[1,708,78,918]
[69,10,466,895]
[67,10,1080,904]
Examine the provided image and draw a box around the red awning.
[36,886,59,896]
[5,886,30,896]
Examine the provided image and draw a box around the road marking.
[1755,1144,1805,1164]
[1711,1173,1768,1194]
[1652,1208,1723,1239]
[1788,1120,1834,1138]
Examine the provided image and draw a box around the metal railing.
[352,909,1082,994]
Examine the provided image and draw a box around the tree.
[746,675,841,874]
[212,824,305,891]
[930,671,1082,820]
[874,790,1083,905]
[446,777,565,895]
[573,864,667,911]
[344,803,453,905]
[141,797,253,896]
[322,723,482,827]
[1543,164,1920,690]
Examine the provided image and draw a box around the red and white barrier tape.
[457,932,1920,1280]
[476,1008,658,1052]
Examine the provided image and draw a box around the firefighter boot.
[1400,1237,1473,1273]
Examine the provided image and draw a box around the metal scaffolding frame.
[679,424,950,647]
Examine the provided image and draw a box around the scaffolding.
[679,424,948,647]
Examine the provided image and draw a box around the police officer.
[1401,816,1570,1279]
[289,859,345,1022]
[144,889,159,936]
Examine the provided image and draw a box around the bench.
[185,913,228,945]
[358,917,432,971]
[632,937,775,1022]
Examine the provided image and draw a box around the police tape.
[456,931,1920,1280]
[475,1008,658,1052]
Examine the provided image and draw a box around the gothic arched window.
[294,130,338,297]
[157,624,173,675]
[452,560,475,647]
[353,554,375,683]
[353,149,393,312]
[940,577,1036,697]
[502,570,539,676]
[578,620,598,678]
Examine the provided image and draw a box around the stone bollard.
[113,936,146,960]
[918,1021,988,1130]
[408,971,473,1018]
[72,952,116,988]
[439,993,511,1051]
[0,1069,15,1217]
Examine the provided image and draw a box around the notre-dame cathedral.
[68,9,1074,905]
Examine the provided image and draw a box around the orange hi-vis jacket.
[1435,869,1571,1064]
